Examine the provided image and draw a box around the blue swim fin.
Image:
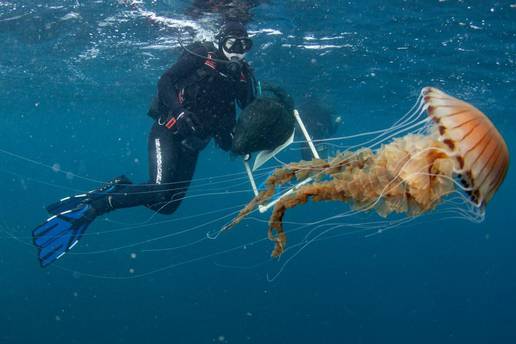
[45,194,89,215]
[45,175,132,215]
[32,203,96,267]
[34,176,132,267]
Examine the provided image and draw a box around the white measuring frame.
[242,109,321,213]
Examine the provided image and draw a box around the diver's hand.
[176,110,204,136]
[216,131,234,152]
[160,110,204,137]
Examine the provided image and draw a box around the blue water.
[1,1,515,343]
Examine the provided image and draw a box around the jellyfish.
[224,87,509,257]
[0,87,508,279]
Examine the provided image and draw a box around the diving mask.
[221,36,253,54]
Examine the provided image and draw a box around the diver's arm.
[236,63,257,109]
[157,43,208,116]
[214,102,237,151]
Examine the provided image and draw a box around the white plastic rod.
[258,177,313,213]
[293,109,320,160]
[243,158,259,197]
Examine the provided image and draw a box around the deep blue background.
[1,1,515,343]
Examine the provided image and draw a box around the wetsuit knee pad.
[147,202,180,215]
[146,189,186,215]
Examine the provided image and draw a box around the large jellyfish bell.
[423,87,509,207]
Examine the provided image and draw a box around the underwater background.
[1,0,515,343]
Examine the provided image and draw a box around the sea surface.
[1,1,515,343]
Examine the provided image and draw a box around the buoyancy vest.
[148,42,253,120]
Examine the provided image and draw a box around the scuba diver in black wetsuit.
[32,21,256,267]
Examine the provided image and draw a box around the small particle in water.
[35,102,39,107]
[133,158,140,164]
[129,268,135,274]
[130,252,137,259]
[66,172,74,180]
[217,335,225,342]
[52,163,61,172]
[246,312,253,317]
[55,315,61,321]
[73,291,79,297]
[310,58,317,64]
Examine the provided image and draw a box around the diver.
[32,21,256,267]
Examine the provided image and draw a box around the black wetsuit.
[101,42,256,215]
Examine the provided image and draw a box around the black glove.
[215,132,233,152]
[160,110,204,137]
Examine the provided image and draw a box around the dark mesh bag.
[231,84,295,155]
